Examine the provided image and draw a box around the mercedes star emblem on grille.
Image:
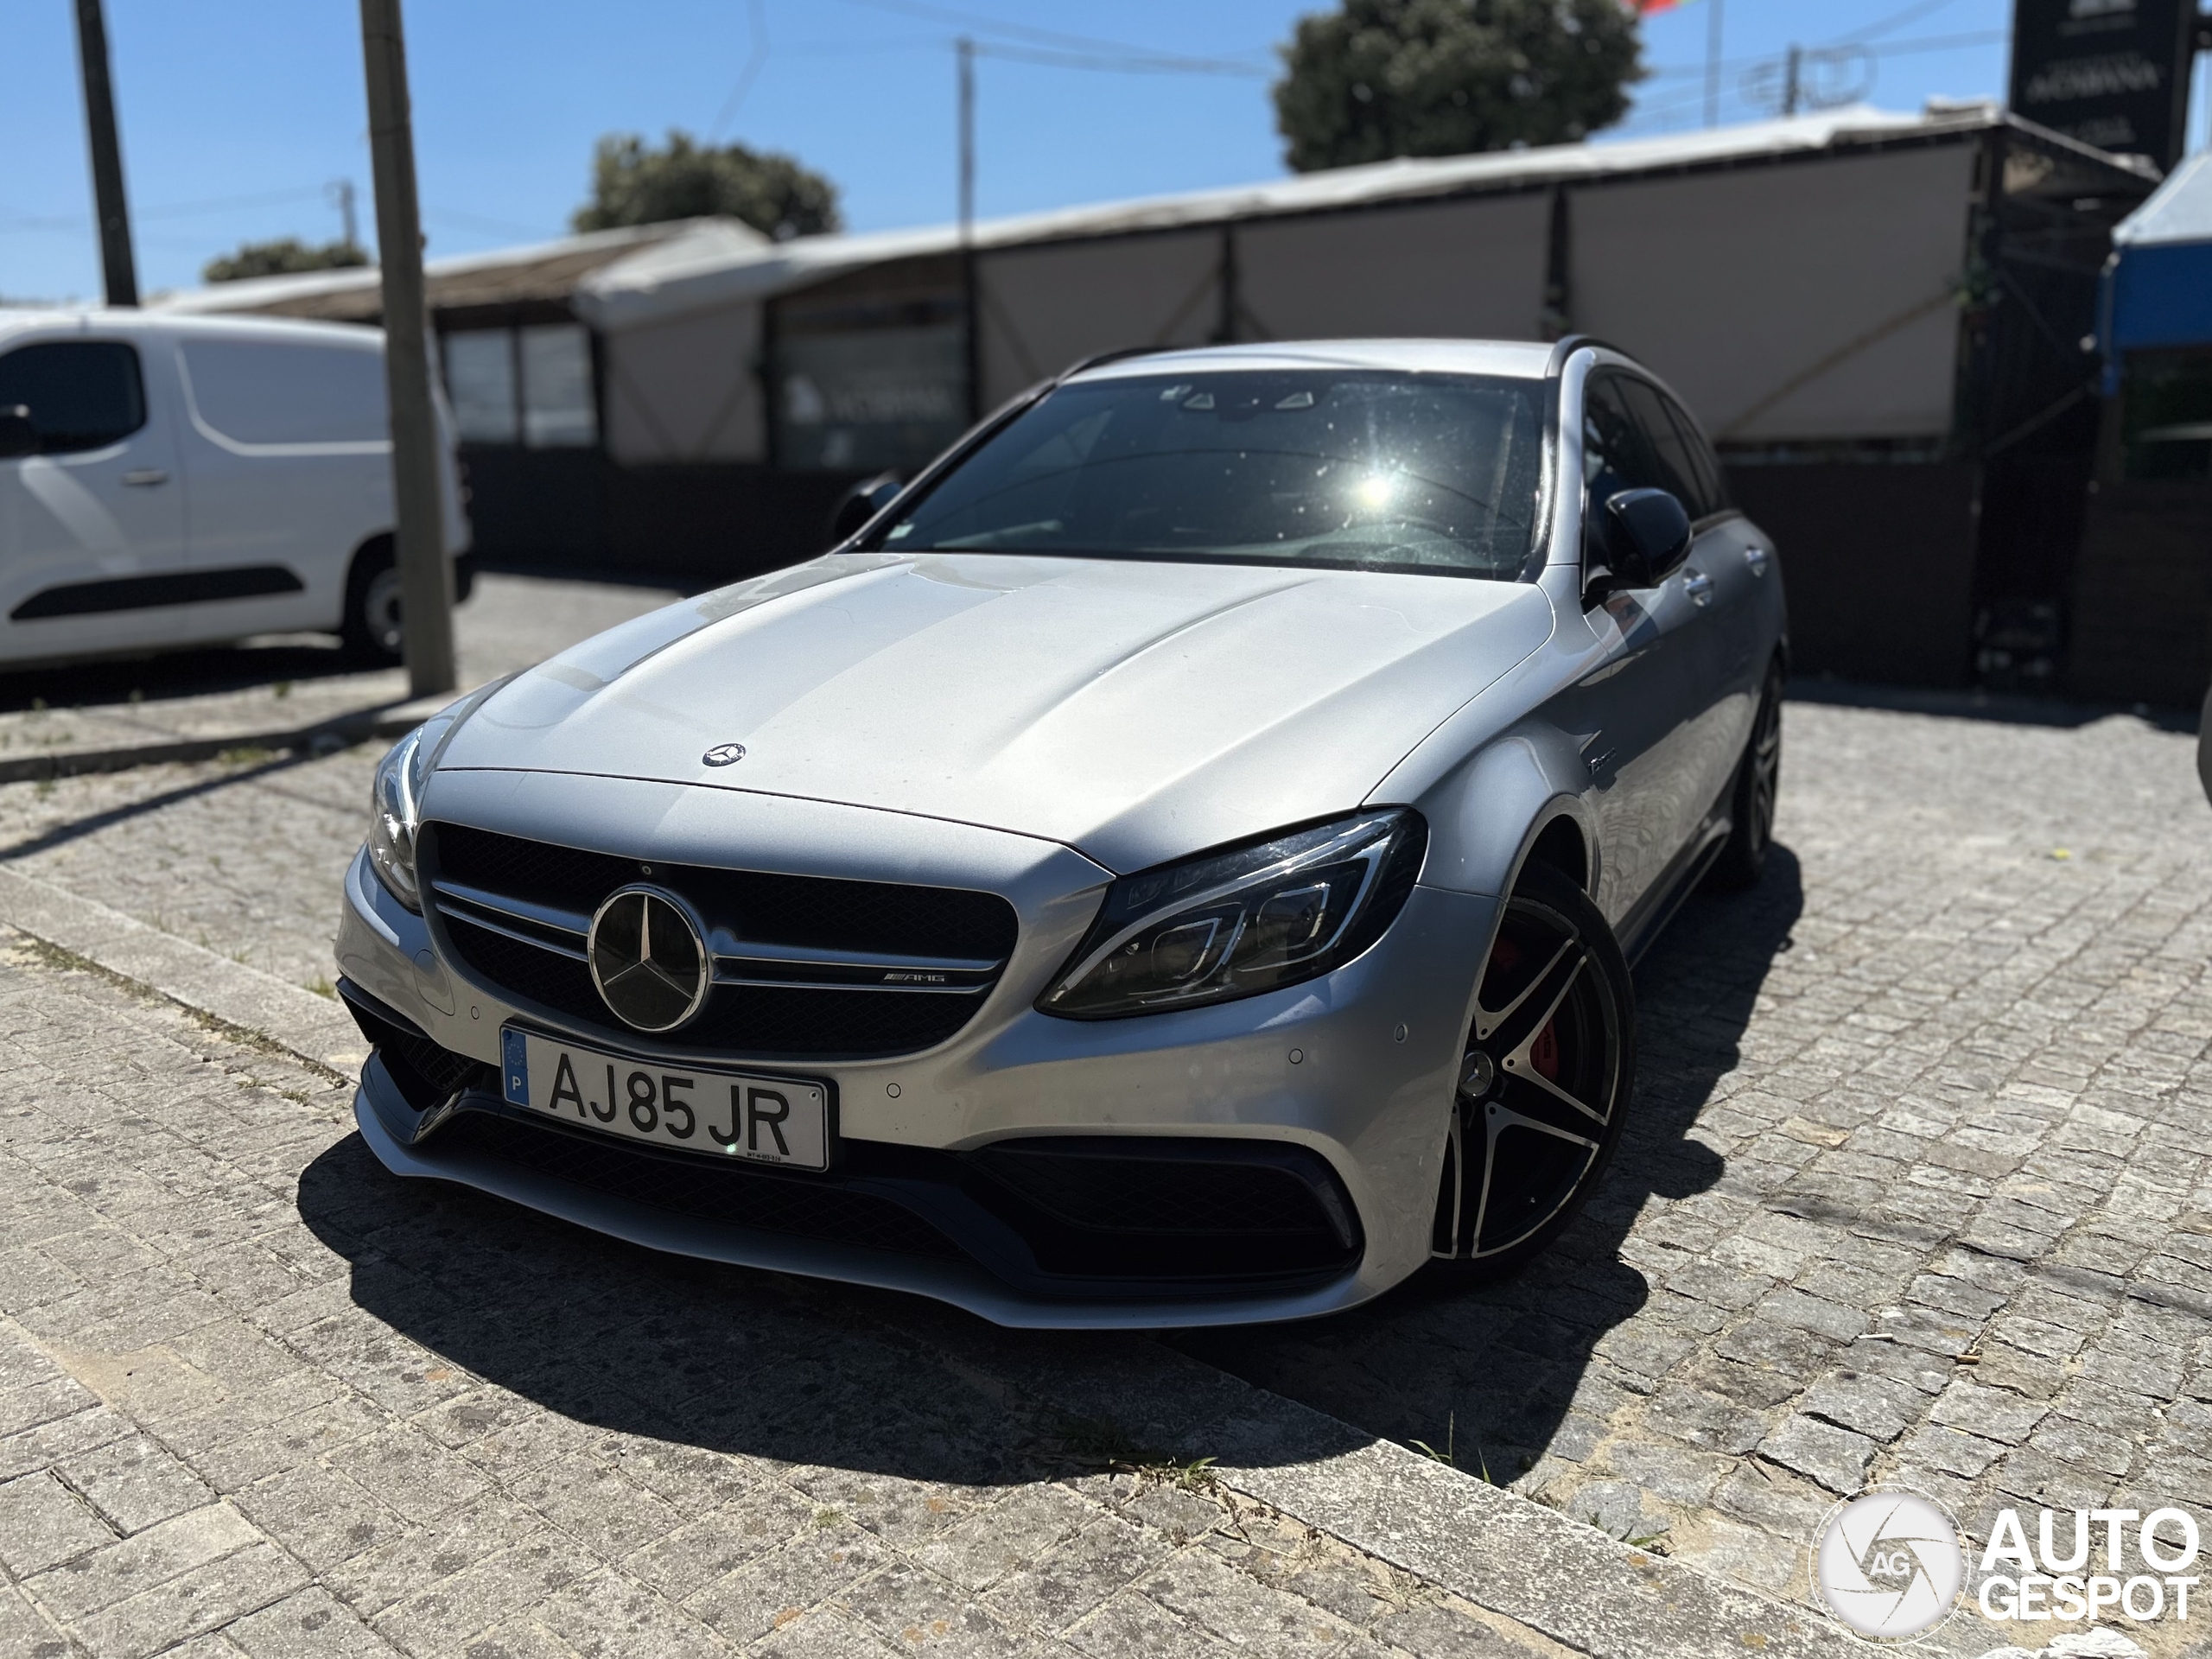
[702,742,746,766]
[587,886,710,1033]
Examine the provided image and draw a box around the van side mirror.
[1587,487,1691,594]
[0,407,35,461]
[830,472,904,544]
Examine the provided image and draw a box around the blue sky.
[2,0,2200,303]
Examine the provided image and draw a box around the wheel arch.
[1399,721,1600,903]
[346,530,395,585]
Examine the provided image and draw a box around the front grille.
[435,1110,964,1259]
[433,823,1016,959]
[423,823,1019,1060]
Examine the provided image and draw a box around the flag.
[1628,0,1690,12]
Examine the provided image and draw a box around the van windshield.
[870,370,1548,579]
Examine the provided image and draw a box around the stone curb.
[0,693,452,785]
[1204,1393,1863,1659]
[0,859,1864,1659]
[0,862,367,1078]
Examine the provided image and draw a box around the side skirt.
[1615,809,1732,968]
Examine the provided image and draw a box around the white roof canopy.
[575,106,2044,334]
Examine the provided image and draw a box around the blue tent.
[2100,151,2212,392]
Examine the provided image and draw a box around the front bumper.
[335,779,1496,1327]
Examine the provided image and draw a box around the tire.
[340,540,405,665]
[1706,659,1783,892]
[1428,862,1636,1278]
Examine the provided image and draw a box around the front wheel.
[1428,862,1635,1277]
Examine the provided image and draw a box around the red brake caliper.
[1490,932,1561,1081]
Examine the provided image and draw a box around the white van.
[0,309,469,669]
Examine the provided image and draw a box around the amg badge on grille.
[587,886,710,1033]
[702,743,747,766]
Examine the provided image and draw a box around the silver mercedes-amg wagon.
[334,337,1786,1328]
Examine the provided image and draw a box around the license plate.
[499,1028,830,1171]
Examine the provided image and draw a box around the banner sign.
[2009,0,2198,168]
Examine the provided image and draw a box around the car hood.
[437,553,1554,873]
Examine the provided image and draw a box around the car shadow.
[290,847,1800,1492]
[1170,844,1805,1509]
[0,635,384,715]
[294,1131,1173,1490]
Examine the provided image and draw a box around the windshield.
[870,370,1548,579]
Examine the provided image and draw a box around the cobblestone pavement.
[0,573,681,765]
[0,575,679,990]
[1185,696,2212,1649]
[2,683,2209,1652]
[0,947,1549,1658]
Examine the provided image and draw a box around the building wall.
[601,302,765,465]
[1237,192,1553,344]
[1726,461,1981,687]
[976,231,1223,407]
[1573,144,1977,441]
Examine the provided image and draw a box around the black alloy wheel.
[1707,660,1783,891]
[1430,861,1635,1274]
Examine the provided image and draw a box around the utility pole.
[957,35,980,422]
[72,0,137,307]
[1782,44,1803,117]
[359,0,456,697]
[1704,0,1724,128]
[332,178,359,252]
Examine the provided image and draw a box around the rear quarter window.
[0,340,146,453]
[180,337,387,447]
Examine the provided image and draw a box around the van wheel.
[341,543,404,664]
[1428,863,1635,1278]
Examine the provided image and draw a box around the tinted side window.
[1582,376,1666,502]
[1617,378,1705,514]
[0,341,147,454]
[1660,392,1728,517]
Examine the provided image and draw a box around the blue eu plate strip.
[501,1028,528,1105]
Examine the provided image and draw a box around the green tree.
[574,131,842,241]
[202,237,369,283]
[1274,0,1644,172]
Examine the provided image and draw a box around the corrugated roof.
[153,218,767,321]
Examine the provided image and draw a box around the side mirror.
[0,407,35,461]
[1588,487,1691,594]
[830,472,904,543]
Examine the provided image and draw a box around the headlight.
[1039,810,1427,1020]
[366,728,429,911]
[361,681,505,913]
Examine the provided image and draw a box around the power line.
[1836,0,1969,43]
[706,0,772,142]
[966,38,1266,77]
[833,0,1269,77]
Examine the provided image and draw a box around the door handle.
[1683,569,1713,606]
[121,468,169,487]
